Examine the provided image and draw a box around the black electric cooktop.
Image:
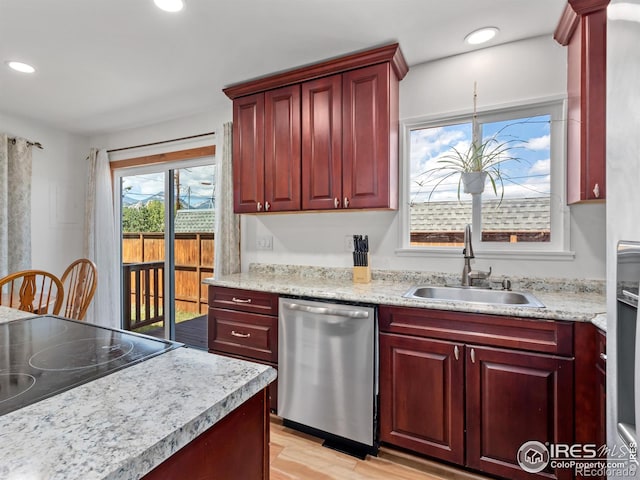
[0,315,182,417]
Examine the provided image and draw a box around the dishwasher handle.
[283,302,370,319]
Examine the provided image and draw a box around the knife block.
[353,254,371,284]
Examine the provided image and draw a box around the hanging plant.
[424,82,526,204]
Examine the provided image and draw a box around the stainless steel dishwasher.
[278,297,377,456]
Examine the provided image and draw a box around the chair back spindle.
[0,270,64,315]
[60,259,97,321]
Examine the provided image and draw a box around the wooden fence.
[122,233,214,327]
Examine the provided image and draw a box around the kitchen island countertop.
[203,265,606,323]
[0,309,276,480]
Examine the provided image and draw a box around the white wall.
[90,110,229,160]
[605,2,640,473]
[0,112,89,276]
[241,36,606,279]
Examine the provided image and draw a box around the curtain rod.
[8,137,44,150]
[106,131,216,154]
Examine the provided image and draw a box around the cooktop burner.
[0,315,182,417]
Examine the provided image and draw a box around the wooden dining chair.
[60,258,97,321]
[0,269,64,314]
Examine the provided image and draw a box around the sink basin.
[403,285,545,308]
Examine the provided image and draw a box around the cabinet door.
[264,84,301,212]
[596,329,606,452]
[466,346,574,480]
[566,9,607,203]
[342,63,397,209]
[379,333,464,464]
[233,93,265,213]
[301,75,343,210]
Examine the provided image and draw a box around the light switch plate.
[257,235,273,250]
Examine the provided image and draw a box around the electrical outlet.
[344,235,354,252]
[256,235,273,250]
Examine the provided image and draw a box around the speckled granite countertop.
[204,264,606,323]
[0,309,277,480]
[592,313,607,332]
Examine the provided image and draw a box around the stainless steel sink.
[403,285,545,308]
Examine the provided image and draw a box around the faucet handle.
[469,266,492,280]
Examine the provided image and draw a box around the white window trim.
[396,96,575,261]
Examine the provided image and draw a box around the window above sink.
[397,99,572,260]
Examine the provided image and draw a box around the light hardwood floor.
[270,418,493,480]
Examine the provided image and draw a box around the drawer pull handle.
[454,345,459,361]
[600,353,607,362]
[470,348,476,364]
[232,297,252,304]
[231,331,251,338]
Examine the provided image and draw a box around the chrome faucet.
[461,224,474,286]
[461,224,492,287]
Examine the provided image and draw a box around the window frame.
[397,97,573,261]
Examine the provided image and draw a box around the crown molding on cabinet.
[554,0,611,45]
[223,43,408,100]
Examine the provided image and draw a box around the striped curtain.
[214,122,241,276]
[0,134,33,277]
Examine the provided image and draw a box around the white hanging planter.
[461,171,487,194]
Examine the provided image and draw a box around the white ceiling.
[0,0,566,136]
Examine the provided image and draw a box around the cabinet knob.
[593,183,600,198]
[600,352,607,362]
[470,348,476,364]
[344,197,349,208]
[265,201,271,211]
[454,345,460,361]
[334,197,340,208]
[257,202,263,211]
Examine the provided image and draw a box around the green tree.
[122,200,165,232]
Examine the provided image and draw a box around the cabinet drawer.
[208,286,278,315]
[596,328,606,370]
[379,306,574,356]
[208,308,277,362]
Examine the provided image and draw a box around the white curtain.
[0,134,33,277]
[84,148,119,328]
[214,122,241,276]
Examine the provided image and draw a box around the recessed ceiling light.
[154,0,184,12]
[6,61,36,74]
[464,27,499,45]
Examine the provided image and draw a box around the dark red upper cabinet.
[555,0,609,204]
[264,85,301,212]
[342,63,397,210]
[232,93,265,213]
[225,43,408,214]
[301,75,343,210]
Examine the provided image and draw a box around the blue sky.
[410,114,551,203]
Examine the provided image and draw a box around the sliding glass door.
[114,158,216,349]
